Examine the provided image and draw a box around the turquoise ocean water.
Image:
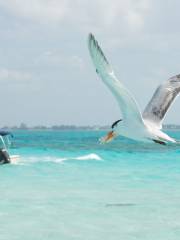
[1,130,180,240]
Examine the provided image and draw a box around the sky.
[0,0,180,126]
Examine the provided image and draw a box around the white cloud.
[0,0,150,32]
[35,51,84,70]
[0,0,68,24]
[0,68,32,83]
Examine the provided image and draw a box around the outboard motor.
[0,149,10,164]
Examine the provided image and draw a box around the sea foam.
[19,153,102,164]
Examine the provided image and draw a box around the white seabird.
[88,33,180,145]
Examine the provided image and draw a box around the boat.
[0,131,19,164]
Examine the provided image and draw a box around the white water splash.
[10,155,21,165]
[75,153,102,161]
[18,153,102,165]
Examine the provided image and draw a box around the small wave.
[75,153,102,161]
[13,156,65,165]
[49,153,102,162]
[18,153,102,164]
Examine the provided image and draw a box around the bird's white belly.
[117,122,176,143]
[117,123,152,142]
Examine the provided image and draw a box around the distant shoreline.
[1,124,180,131]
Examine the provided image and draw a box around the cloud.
[35,51,84,70]
[0,0,68,24]
[0,68,32,84]
[0,0,150,32]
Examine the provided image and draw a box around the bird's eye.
[111,119,122,129]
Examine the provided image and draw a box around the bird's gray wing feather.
[143,75,180,129]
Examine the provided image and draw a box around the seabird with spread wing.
[88,33,180,145]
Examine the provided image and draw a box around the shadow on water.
[105,203,137,207]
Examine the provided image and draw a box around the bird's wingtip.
[88,33,96,52]
[88,33,94,39]
[88,33,95,43]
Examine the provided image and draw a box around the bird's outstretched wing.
[88,33,145,127]
[143,74,180,129]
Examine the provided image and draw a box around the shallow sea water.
[1,130,180,240]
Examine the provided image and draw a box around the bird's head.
[100,119,122,144]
